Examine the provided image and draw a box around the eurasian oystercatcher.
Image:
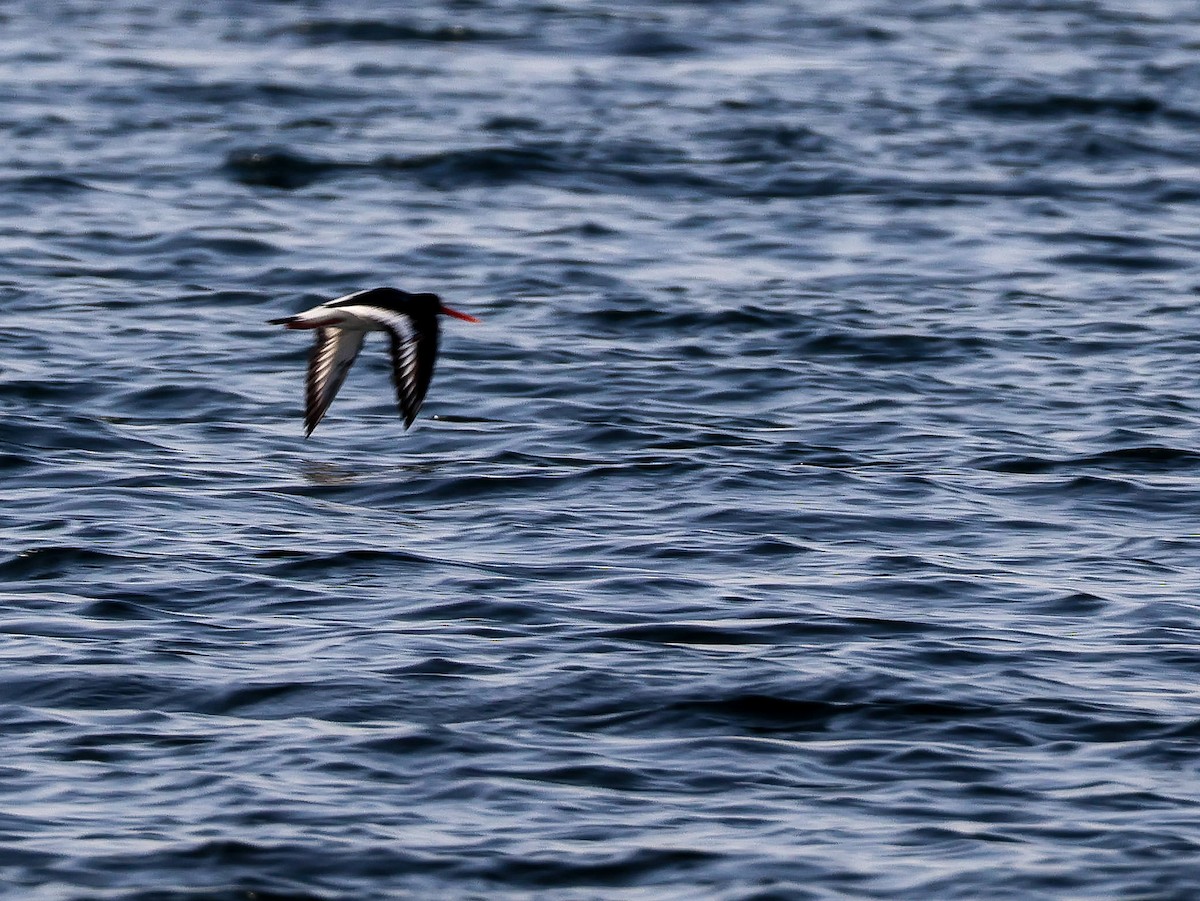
[269,287,479,437]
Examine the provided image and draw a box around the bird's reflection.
[302,461,358,485]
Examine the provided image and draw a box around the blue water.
[4,1,1200,898]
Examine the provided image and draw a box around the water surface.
[3,1,1200,898]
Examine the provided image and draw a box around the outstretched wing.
[305,328,365,436]
[366,309,440,428]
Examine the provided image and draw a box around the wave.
[966,88,1170,120]
[978,445,1200,474]
[284,18,513,44]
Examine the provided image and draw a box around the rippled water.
[5,1,1200,898]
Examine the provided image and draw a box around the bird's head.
[422,292,480,322]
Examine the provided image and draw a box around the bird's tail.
[268,316,297,325]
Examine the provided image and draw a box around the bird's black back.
[328,287,442,321]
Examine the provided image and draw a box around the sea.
[3,1,1200,898]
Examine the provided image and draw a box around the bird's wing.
[305,327,366,436]
[354,308,440,428]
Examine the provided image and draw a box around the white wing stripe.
[363,311,421,403]
[297,304,437,433]
[305,328,365,435]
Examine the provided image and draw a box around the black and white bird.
[269,287,479,437]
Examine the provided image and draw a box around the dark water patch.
[285,17,511,44]
[1137,177,1200,203]
[1,174,92,195]
[0,451,36,472]
[76,598,160,620]
[225,140,723,194]
[993,127,1191,165]
[737,172,872,200]
[54,731,160,765]
[84,839,434,896]
[0,846,58,873]
[979,445,1200,474]
[1034,590,1111,615]
[2,672,177,711]
[0,546,138,581]
[534,219,623,238]
[1,615,137,642]
[567,572,714,601]
[726,533,811,558]
[399,596,558,625]
[224,148,342,189]
[282,114,339,130]
[95,891,329,901]
[187,235,281,257]
[225,145,565,190]
[578,298,802,333]
[387,656,502,678]
[823,18,896,43]
[262,470,575,507]
[152,79,369,105]
[0,376,105,404]
[607,30,700,57]
[600,622,783,646]
[380,471,581,504]
[482,114,543,132]
[1040,230,1169,250]
[595,686,1137,746]
[408,240,484,262]
[650,693,847,735]
[848,173,1138,205]
[260,547,442,576]
[353,725,502,758]
[251,266,377,290]
[1041,476,1199,514]
[460,847,721,888]
[58,231,280,260]
[487,761,654,792]
[706,122,832,163]
[850,575,987,603]
[378,146,566,188]
[45,265,163,281]
[966,88,1166,120]
[193,681,316,717]
[801,330,990,365]
[111,383,249,418]
[105,55,178,73]
[1047,251,1185,271]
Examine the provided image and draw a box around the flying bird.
[269,287,479,437]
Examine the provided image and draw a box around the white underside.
[293,303,392,330]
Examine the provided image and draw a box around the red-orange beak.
[440,305,481,323]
